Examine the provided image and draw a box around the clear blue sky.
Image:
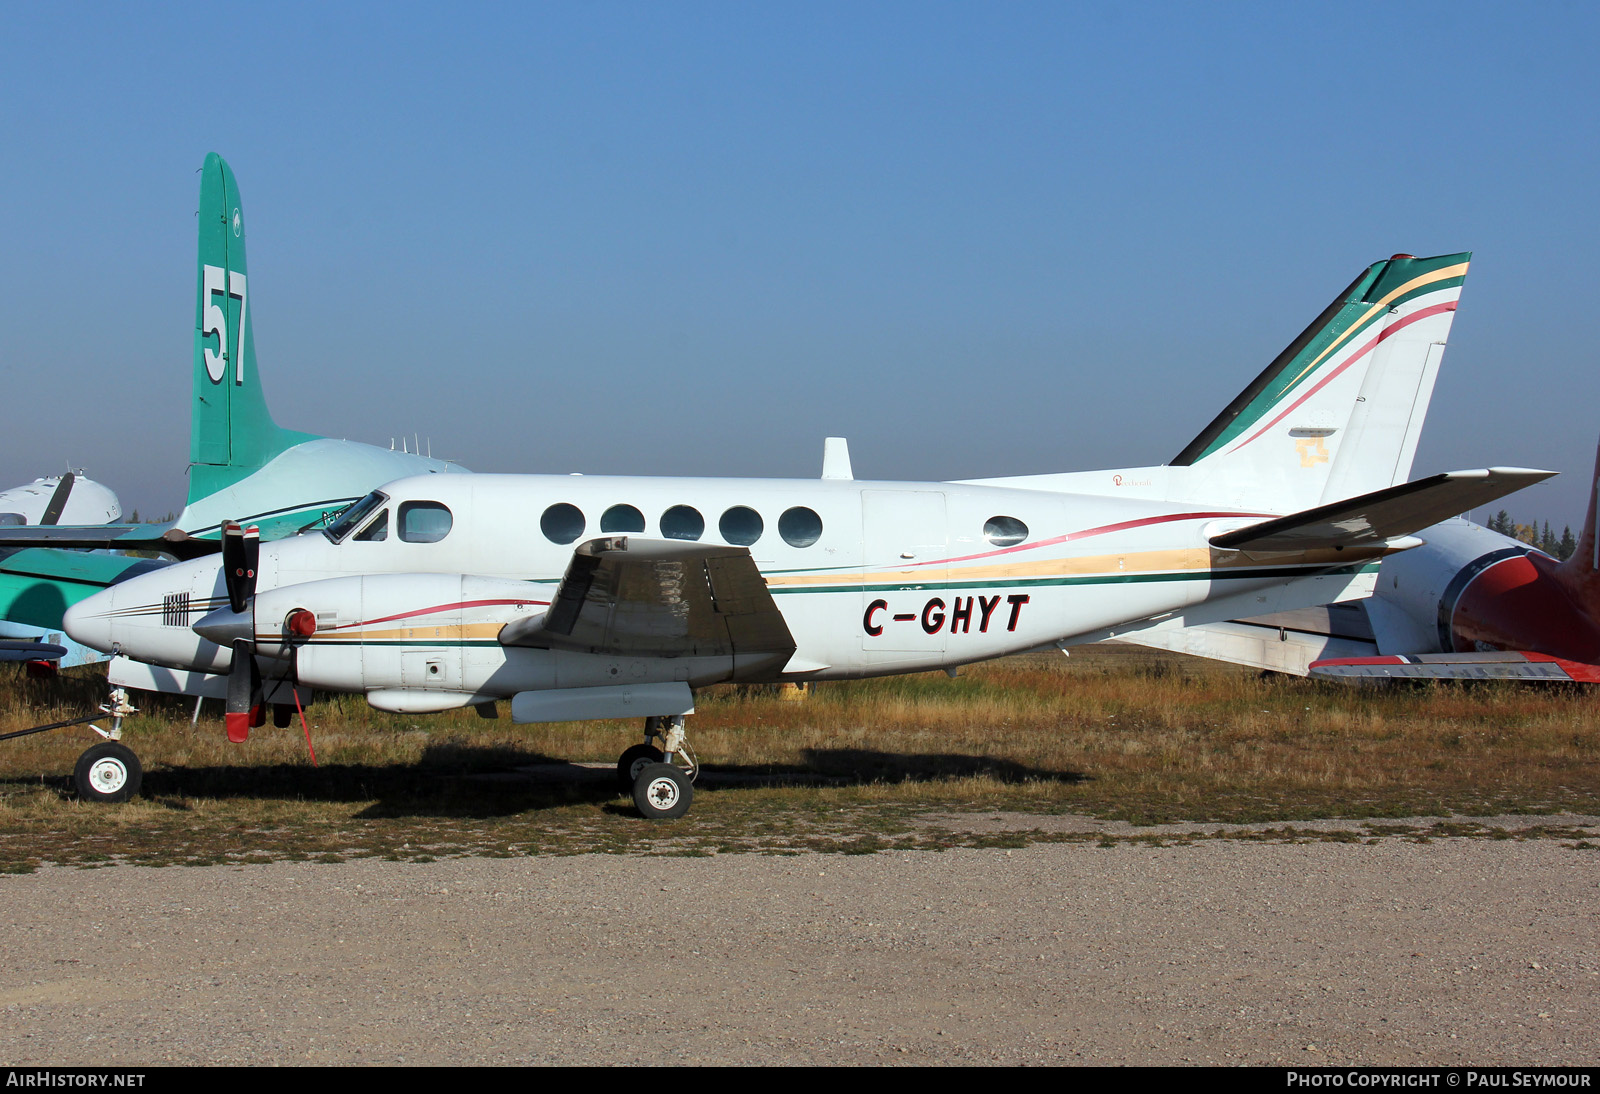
[2,2,1596,528]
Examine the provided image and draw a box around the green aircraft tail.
[190,153,315,503]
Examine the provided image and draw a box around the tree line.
[1484,511,1579,560]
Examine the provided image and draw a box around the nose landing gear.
[0,687,143,803]
[73,740,142,804]
[75,687,141,803]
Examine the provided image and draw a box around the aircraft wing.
[1209,468,1554,554]
[0,639,69,663]
[1310,651,1600,683]
[499,536,796,663]
[0,548,170,632]
[0,523,217,559]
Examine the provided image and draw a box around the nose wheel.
[73,741,142,804]
[619,715,696,819]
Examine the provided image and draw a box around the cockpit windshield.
[324,491,389,544]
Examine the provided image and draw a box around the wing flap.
[500,536,796,663]
[1210,468,1554,553]
[1310,651,1600,683]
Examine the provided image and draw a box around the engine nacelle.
[1374,519,1600,660]
[251,572,547,695]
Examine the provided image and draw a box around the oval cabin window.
[719,506,763,546]
[983,516,1028,547]
[778,506,823,548]
[601,504,646,533]
[660,505,705,541]
[541,503,585,545]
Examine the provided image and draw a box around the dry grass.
[0,645,1594,870]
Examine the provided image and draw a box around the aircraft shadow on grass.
[8,745,1087,818]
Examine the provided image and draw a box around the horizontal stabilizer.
[1310,651,1600,683]
[500,536,796,665]
[1210,468,1554,553]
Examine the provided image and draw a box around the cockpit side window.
[324,491,389,544]
[398,501,453,543]
[353,509,389,541]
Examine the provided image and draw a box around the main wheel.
[632,762,692,820]
[616,743,665,792]
[73,742,142,804]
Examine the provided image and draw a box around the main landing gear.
[617,715,696,820]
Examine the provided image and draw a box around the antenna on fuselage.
[821,437,853,481]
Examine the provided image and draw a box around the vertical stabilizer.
[190,153,315,504]
[1171,252,1469,513]
[1554,440,1600,616]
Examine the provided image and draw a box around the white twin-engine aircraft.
[65,252,1549,817]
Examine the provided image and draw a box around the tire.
[632,762,692,820]
[73,742,142,804]
[616,744,665,792]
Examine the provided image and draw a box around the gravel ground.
[0,821,1595,1066]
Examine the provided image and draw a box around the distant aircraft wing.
[1210,468,1554,554]
[0,549,170,630]
[499,536,796,669]
[1111,602,1380,676]
[0,523,217,559]
[1310,651,1600,683]
[0,639,69,663]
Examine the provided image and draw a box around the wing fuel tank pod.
[510,682,696,723]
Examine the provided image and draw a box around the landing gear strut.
[75,687,141,803]
[618,715,696,820]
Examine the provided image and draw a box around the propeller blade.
[39,472,75,526]
[222,522,260,614]
[225,638,260,744]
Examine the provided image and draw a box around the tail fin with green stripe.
[1171,252,1469,513]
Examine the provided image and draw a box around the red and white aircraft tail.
[1310,440,1600,683]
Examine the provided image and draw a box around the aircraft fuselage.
[66,471,1388,714]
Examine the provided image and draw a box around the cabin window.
[353,509,389,542]
[541,503,585,545]
[601,504,646,533]
[660,505,704,541]
[984,516,1028,547]
[778,506,823,548]
[719,505,763,546]
[324,490,388,543]
[399,501,453,543]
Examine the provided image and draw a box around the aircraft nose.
[63,589,117,653]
